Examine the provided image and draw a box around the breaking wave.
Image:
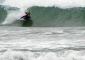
[1,6,85,27]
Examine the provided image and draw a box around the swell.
[29,6,85,27]
[1,6,85,27]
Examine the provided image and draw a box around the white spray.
[1,0,31,24]
[1,0,85,24]
[2,9,26,24]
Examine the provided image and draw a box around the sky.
[2,0,85,8]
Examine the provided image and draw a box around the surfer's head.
[25,12,28,14]
[25,12,30,15]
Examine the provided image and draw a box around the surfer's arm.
[21,16,25,18]
[20,15,26,19]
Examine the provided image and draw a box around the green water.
[1,6,85,27]
[30,6,85,27]
[0,5,7,23]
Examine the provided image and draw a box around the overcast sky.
[2,0,85,8]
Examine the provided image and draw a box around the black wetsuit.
[21,13,33,27]
[21,14,31,20]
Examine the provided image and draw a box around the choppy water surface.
[0,27,85,60]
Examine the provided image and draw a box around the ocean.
[0,27,85,60]
[0,0,85,60]
[0,5,85,27]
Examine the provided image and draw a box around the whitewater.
[0,27,85,60]
[0,0,85,60]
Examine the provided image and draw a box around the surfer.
[21,11,31,21]
[20,11,33,27]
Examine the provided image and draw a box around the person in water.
[21,11,33,27]
[21,12,31,20]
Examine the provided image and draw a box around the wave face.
[30,6,85,27]
[0,6,85,27]
[1,0,85,27]
[0,5,7,24]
